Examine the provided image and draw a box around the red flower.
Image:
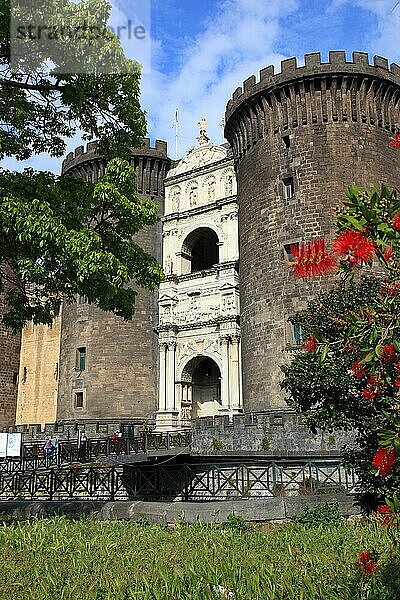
[389,133,400,149]
[396,363,400,375]
[393,215,400,230]
[362,388,376,401]
[394,379,400,388]
[350,358,366,379]
[381,344,397,363]
[372,447,396,476]
[383,246,394,263]
[358,551,373,564]
[290,238,337,279]
[332,229,376,264]
[302,335,316,352]
[363,560,378,574]
[377,505,396,526]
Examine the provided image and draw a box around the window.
[12,372,18,385]
[284,243,299,263]
[283,177,294,199]
[283,135,290,149]
[77,347,86,371]
[291,324,304,347]
[75,392,84,409]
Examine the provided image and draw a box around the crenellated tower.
[56,139,170,422]
[224,51,400,412]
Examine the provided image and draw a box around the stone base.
[154,410,180,432]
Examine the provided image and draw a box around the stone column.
[155,342,179,431]
[158,343,167,411]
[229,335,242,411]
[166,341,176,411]
[220,336,230,412]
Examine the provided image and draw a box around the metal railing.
[0,430,192,476]
[0,458,358,502]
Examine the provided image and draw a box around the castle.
[2,51,400,431]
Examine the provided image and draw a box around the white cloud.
[141,0,299,157]
[329,0,400,61]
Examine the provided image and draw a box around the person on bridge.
[78,431,88,462]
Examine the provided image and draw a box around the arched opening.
[181,228,219,274]
[180,356,221,421]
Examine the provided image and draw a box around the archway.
[180,356,221,421]
[181,228,219,274]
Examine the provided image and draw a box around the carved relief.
[169,145,227,176]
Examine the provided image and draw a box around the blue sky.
[3,0,400,173]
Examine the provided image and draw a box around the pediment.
[168,144,228,177]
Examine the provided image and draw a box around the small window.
[283,135,290,149]
[75,392,84,409]
[283,177,294,199]
[12,372,18,385]
[77,347,86,371]
[284,243,299,263]
[291,324,304,346]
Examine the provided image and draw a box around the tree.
[0,0,163,330]
[0,0,146,160]
[281,159,400,513]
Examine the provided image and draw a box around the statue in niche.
[225,174,233,196]
[189,296,200,321]
[164,255,173,275]
[222,295,235,314]
[207,178,216,201]
[161,305,172,324]
[189,183,198,207]
[171,188,180,213]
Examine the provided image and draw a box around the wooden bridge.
[0,430,358,502]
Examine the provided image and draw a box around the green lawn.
[0,514,399,599]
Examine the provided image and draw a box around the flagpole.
[175,108,179,159]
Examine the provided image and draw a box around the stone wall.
[16,318,61,426]
[0,290,21,427]
[224,51,400,411]
[191,412,355,456]
[0,496,360,523]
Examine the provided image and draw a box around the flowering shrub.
[282,135,400,514]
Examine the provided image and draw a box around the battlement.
[224,50,400,163]
[62,138,169,174]
[191,412,355,457]
[226,51,400,119]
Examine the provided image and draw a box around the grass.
[0,515,399,599]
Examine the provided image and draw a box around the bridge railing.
[0,459,358,502]
[0,430,192,475]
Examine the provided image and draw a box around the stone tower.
[224,51,400,412]
[57,139,170,421]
